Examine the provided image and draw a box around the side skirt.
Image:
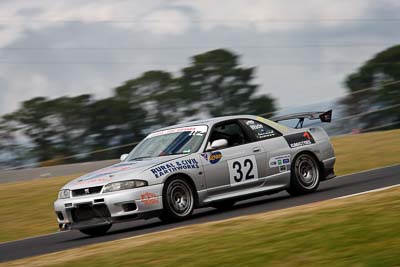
[197,172,291,207]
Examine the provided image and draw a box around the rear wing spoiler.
[270,110,332,129]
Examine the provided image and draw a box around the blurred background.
[0,0,399,169]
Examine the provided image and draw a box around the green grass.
[332,129,400,175]
[0,175,78,242]
[0,129,399,243]
[3,186,400,267]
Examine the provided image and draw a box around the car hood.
[64,155,186,190]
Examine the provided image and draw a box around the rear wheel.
[159,177,195,222]
[287,153,320,196]
[79,224,112,237]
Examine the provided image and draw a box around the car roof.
[154,115,279,132]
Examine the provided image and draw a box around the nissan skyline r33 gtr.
[54,111,336,236]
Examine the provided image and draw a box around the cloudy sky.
[0,0,400,115]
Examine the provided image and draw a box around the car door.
[201,120,265,198]
[240,118,292,187]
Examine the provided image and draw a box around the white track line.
[334,184,400,199]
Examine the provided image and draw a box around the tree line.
[0,49,276,166]
[340,44,400,132]
[2,45,399,168]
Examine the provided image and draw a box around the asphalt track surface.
[1,165,399,262]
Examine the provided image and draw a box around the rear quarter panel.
[281,127,335,163]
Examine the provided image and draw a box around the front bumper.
[54,184,163,230]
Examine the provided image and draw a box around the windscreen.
[126,125,208,161]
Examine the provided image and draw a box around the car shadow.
[65,182,352,243]
[65,192,296,242]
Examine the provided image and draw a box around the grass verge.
[0,175,79,242]
[331,129,400,175]
[0,129,399,243]
[2,185,400,267]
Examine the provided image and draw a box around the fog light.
[56,211,64,220]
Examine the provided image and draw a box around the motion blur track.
[0,165,399,262]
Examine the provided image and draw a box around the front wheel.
[159,177,195,222]
[79,224,112,237]
[287,153,320,196]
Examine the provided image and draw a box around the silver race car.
[54,111,335,236]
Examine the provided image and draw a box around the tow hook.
[59,223,70,231]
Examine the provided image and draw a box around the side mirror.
[206,139,228,151]
[120,154,128,161]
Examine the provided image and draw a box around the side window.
[209,121,250,148]
[242,119,281,140]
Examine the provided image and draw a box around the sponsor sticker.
[209,151,222,164]
[257,130,275,139]
[269,155,291,167]
[279,165,287,172]
[246,120,263,130]
[146,125,207,139]
[140,192,159,205]
[200,153,208,161]
[249,123,263,130]
[284,132,315,149]
[150,158,200,178]
[245,119,278,139]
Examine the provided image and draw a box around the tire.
[79,224,112,237]
[159,177,195,222]
[211,200,236,211]
[287,153,320,196]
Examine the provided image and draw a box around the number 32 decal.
[228,155,258,186]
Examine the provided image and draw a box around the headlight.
[58,189,71,199]
[103,180,148,193]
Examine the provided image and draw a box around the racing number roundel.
[228,155,258,186]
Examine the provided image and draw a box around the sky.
[0,0,400,115]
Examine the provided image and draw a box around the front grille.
[71,204,111,223]
[72,186,103,197]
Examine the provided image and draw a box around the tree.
[114,71,180,129]
[0,118,25,168]
[4,95,92,162]
[342,45,400,130]
[6,97,60,162]
[85,97,147,160]
[178,49,275,119]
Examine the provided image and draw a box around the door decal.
[269,155,291,168]
[209,151,222,164]
[228,155,258,186]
